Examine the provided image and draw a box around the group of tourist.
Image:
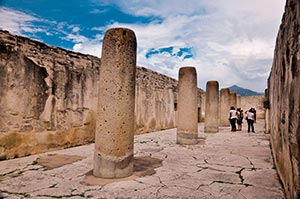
[228,107,256,133]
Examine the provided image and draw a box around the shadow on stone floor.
[81,156,163,186]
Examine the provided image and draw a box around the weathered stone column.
[93,28,136,178]
[177,67,198,145]
[230,92,237,108]
[204,81,219,133]
[237,94,241,108]
[219,88,230,126]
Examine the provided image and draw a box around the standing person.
[228,106,237,132]
[247,108,255,133]
[237,108,244,131]
[252,107,257,122]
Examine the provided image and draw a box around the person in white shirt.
[228,106,237,132]
[246,108,256,133]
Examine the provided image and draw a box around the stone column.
[219,88,230,126]
[177,67,198,145]
[237,94,241,108]
[93,28,137,178]
[230,92,237,108]
[204,81,219,133]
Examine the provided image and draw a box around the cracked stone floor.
[0,120,284,199]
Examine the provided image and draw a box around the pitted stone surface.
[94,28,137,178]
[204,81,219,133]
[0,120,284,198]
[177,67,198,145]
[268,0,300,197]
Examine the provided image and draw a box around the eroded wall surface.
[268,0,300,198]
[0,30,204,159]
[0,31,100,159]
[135,67,177,134]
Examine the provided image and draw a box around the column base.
[176,132,199,145]
[93,153,133,179]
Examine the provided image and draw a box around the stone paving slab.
[0,120,285,199]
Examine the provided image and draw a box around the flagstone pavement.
[0,120,284,199]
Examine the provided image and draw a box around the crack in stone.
[133,179,145,184]
[154,176,167,198]
[196,179,253,191]
[168,184,196,191]
[212,180,237,185]
[245,156,257,171]
[236,168,245,184]
[81,187,104,198]
[202,159,244,169]
[37,192,85,198]
[48,183,58,188]
[0,189,30,198]
[156,175,167,187]
[0,159,44,180]
[196,165,227,173]
[229,151,258,171]
[0,168,22,177]
[213,180,252,187]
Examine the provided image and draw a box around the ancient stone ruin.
[1,7,292,196]
[267,0,300,198]
[93,28,137,178]
[230,92,237,108]
[176,67,198,145]
[204,81,219,133]
[0,30,205,159]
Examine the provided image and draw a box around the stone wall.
[135,67,177,134]
[0,30,100,159]
[268,0,300,198]
[0,30,204,159]
[241,96,265,119]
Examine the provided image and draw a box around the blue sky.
[0,0,285,92]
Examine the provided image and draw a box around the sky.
[0,0,286,92]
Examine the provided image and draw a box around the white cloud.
[70,33,103,57]
[72,40,102,57]
[0,6,102,58]
[72,27,80,33]
[0,7,42,35]
[0,1,286,92]
[65,33,88,43]
[96,0,285,91]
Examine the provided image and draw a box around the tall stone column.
[204,81,219,133]
[219,88,230,126]
[230,92,237,108]
[177,67,198,145]
[93,28,137,178]
[237,94,241,108]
